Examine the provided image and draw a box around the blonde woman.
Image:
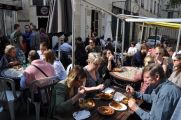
[0,45,20,69]
[49,65,87,118]
[144,55,155,66]
[44,49,67,80]
[83,52,106,98]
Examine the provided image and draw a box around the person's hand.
[126,85,135,96]
[77,86,86,97]
[108,55,114,61]
[97,84,104,90]
[128,98,138,111]
[9,61,18,66]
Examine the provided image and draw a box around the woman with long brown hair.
[49,65,87,118]
[169,53,181,88]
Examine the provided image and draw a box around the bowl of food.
[96,93,113,100]
[122,97,129,105]
[79,99,95,109]
[109,101,127,111]
[97,106,115,116]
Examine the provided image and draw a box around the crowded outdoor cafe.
[1,27,181,120]
[0,0,181,120]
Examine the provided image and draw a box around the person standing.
[22,25,32,57]
[10,24,23,50]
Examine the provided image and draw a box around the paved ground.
[0,101,52,120]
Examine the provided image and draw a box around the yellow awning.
[145,22,181,29]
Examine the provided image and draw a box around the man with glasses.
[126,63,181,120]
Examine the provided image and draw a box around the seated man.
[20,50,55,88]
[126,63,181,120]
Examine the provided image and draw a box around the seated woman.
[131,44,148,67]
[44,49,67,80]
[0,45,20,69]
[83,52,108,98]
[99,49,115,80]
[169,53,181,88]
[49,65,87,118]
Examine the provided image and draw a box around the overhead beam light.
[125,18,181,22]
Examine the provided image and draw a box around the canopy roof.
[145,22,180,29]
[125,18,181,22]
[117,14,181,29]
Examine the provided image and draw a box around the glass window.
[4,10,14,36]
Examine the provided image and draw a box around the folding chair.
[27,76,59,120]
[0,77,22,120]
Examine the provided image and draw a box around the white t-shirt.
[127,47,138,56]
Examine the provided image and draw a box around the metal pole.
[154,27,158,47]
[140,22,144,43]
[176,24,181,52]
[121,20,125,65]
[72,0,75,67]
[115,18,119,54]
[3,10,7,36]
[82,0,118,18]
[58,38,61,59]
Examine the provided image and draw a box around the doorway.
[38,17,48,30]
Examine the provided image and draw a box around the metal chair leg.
[8,101,15,120]
[34,102,40,120]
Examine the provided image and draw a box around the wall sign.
[37,6,49,16]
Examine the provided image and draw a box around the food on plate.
[113,68,123,72]
[97,106,115,116]
[79,99,95,109]
[13,65,22,69]
[122,97,129,104]
[103,87,115,94]
[110,101,122,109]
[96,93,113,100]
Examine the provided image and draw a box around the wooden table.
[57,86,143,120]
[87,99,142,120]
[110,67,142,82]
[110,67,142,89]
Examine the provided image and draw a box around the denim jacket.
[134,80,181,120]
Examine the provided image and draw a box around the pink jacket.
[24,59,55,87]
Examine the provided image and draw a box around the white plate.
[73,110,90,120]
[102,87,115,94]
[109,102,127,111]
[113,92,126,102]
